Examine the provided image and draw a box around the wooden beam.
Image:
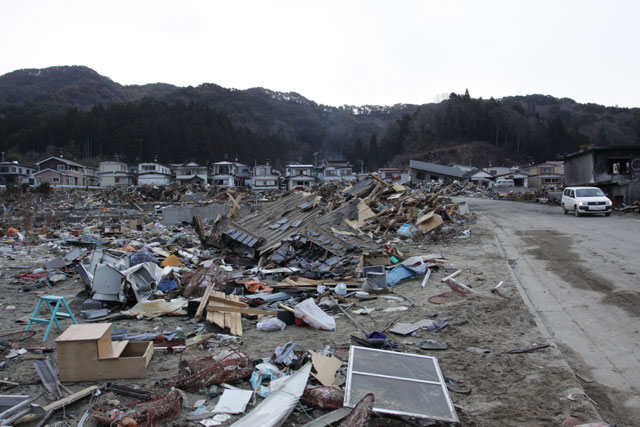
[42,386,99,412]
[208,304,277,316]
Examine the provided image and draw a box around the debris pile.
[0,179,605,426]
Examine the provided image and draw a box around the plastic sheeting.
[231,363,312,427]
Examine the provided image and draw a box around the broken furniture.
[344,346,458,422]
[55,323,153,382]
[24,296,78,342]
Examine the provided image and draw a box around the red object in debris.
[7,228,19,235]
[301,387,344,409]
[241,280,273,293]
[563,417,582,426]
[294,317,307,327]
[16,271,49,280]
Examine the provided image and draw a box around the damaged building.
[564,145,640,205]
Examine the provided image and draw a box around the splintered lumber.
[368,172,391,187]
[193,216,206,243]
[441,269,461,282]
[206,291,243,336]
[227,193,243,219]
[194,284,215,320]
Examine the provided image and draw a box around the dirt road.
[463,197,640,426]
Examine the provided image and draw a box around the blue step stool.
[25,296,78,342]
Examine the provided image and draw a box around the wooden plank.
[194,284,214,320]
[56,324,110,342]
[208,305,277,316]
[230,294,242,336]
[441,269,462,283]
[98,340,128,360]
[42,386,99,412]
[209,295,248,307]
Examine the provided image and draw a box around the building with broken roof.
[377,167,402,182]
[564,146,640,205]
[408,160,467,184]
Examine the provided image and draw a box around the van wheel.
[574,207,580,217]
[563,204,568,214]
[605,212,611,217]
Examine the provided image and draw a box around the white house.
[137,162,172,186]
[285,163,315,190]
[211,161,251,187]
[174,162,209,185]
[99,161,135,187]
[251,164,280,191]
[320,160,355,182]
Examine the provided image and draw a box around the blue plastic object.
[24,295,78,342]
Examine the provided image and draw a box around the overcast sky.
[1,0,639,108]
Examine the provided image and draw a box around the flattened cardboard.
[310,351,343,387]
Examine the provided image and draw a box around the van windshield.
[576,188,605,197]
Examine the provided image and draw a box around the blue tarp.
[386,263,428,286]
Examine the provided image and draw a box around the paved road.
[462,197,640,426]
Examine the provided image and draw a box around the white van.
[561,186,612,216]
[495,178,515,188]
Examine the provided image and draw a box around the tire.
[563,204,568,215]
[605,212,611,217]
[574,207,580,217]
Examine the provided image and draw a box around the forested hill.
[374,92,640,168]
[0,66,639,169]
[0,66,416,166]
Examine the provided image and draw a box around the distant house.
[175,162,208,185]
[466,169,494,187]
[138,162,172,186]
[521,161,564,187]
[36,157,86,187]
[285,163,315,190]
[485,166,513,177]
[99,161,135,187]
[564,146,640,205]
[251,164,280,191]
[319,160,356,182]
[0,161,37,185]
[378,167,402,182]
[84,166,100,187]
[408,160,466,183]
[211,161,251,187]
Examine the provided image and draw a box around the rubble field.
[0,180,603,426]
